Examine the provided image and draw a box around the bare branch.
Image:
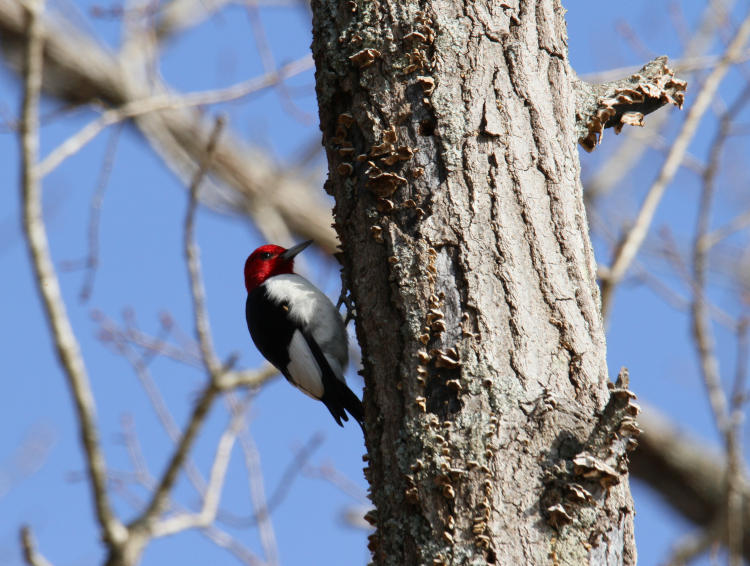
[703,209,750,250]
[112,331,209,495]
[120,415,154,487]
[20,525,53,566]
[690,82,750,566]
[129,382,219,536]
[151,402,245,537]
[580,48,750,84]
[18,0,126,548]
[583,0,739,204]
[664,524,721,566]
[0,0,337,250]
[218,366,278,391]
[64,123,123,303]
[185,116,226,379]
[35,55,312,178]
[631,407,750,561]
[200,525,265,566]
[154,0,233,42]
[600,13,750,316]
[217,432,324,528]
[228,393,280,566]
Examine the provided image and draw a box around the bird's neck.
[245,265,295,293]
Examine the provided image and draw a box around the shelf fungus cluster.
[576,56,687,152]
[542,368,641,530]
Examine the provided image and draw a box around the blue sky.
[1,1,749,565]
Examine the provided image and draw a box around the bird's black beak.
[280,240,313,261]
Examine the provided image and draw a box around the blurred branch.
[20,525,53,566]
[154,0,233,42]
[185,116,226,380]
[632,407,750,561]
[200,525,265,566]
[703,209,750,251]
[0,424,55,500]
[580,48,750,84]
[583,0,737,205]
[112,330,210,494]
[690,82,750,566]
[35,55,313,178]
[127,381,219,542]
[18,0,126,550]
[599,12,750,316]
[665,524,721,566]
[0,0,337,252]
[152,403,245,537]
[217,432,324,528]
[106,118,278,562]
[57,123,123,303]
[228,393,280,566]
[115,414,266,566]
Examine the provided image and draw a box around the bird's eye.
[260,252,273,260]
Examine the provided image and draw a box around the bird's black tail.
[301,330,364,431]
[323,379,364,431]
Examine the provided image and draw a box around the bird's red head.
[244,240,312,292]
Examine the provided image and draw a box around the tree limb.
[185,116,225,380]
[0,0,337,252]
[631,407,750,561]
[20,525,53,566]
[18,0,127,549]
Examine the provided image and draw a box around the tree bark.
[311,0,637,564]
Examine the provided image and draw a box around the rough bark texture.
[310,0,637,564]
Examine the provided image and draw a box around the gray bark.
[310,0,637,564]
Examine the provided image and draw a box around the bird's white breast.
[263,274,349,377]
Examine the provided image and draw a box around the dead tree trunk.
[311,0,638,564]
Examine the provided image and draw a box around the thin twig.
[600,12,750,316]
[690,78,750,566]
[217,432,324,528]
[111,333,208,495]
[18,0,126,548]
[129,381,219,533]
[580,50,750,84]
[20,525,53,566]
[107,469,264,566]
[584,0,738,205]
[200,524,265,566]
[702,209,750,250]
[218,366,278,391]
[733,318,749,407]
[664,523,721,566]
[228,393,279,566]
[303,463,369,504]
[95,311,203,367]
[36,55,313,178]
[245,2,312,124]
[120,415,154,488]
[151,401,246,537]
[79,123,123,302]
[185,116,226,380]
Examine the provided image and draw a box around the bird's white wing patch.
[286,330,324,399]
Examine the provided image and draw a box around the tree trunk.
[310,0,638,564]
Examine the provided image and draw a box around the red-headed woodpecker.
[244,240,364,429]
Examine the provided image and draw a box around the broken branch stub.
[575,56,687,152]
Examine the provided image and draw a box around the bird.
[244,240,364,429]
